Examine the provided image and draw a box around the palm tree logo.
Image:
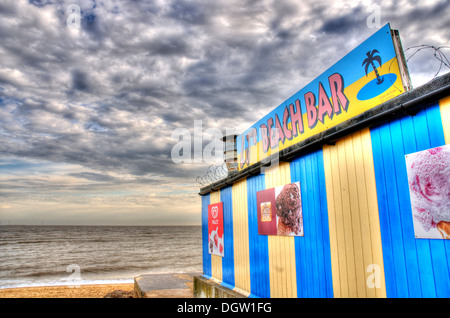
[362,49,384,85]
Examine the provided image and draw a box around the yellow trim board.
[264,162,297,298]
[439,96,450,143]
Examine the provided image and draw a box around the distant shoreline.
[0,278,135,290]
[0,283,136,298]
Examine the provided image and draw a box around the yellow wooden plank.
[360,128,386,298]
[330,142,349,297]
[269,235,281,297]
[352,131,376,298]
[337,137,357,298]
[266,165,277,295]
[264,162,297,298]
[231,179,251,294]
[265,165,280,297]
[281,162,295,298]
[322,145,340,298]
[239,181,248,292]
[344,134,366,297]
[324,130,387,298]
[440,96,450,144]
[209,190,222,282]
[287,235,296,297]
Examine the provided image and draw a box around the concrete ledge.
[193,275,248,298]
[134,272,201,298]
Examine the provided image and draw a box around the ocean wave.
[0,225,202,289]
[14,240,58,244]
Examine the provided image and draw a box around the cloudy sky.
[0,0,448,225]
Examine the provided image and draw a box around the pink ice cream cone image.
[406,145,450,239]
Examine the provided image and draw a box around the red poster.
[208,202,224,256]
[257,187,277,235]
[257,182,303,236]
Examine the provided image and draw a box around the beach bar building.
[195,24,450,298]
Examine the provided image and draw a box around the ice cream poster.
[257,182,304,236]
[208,202,224,256]
[405,145,450,239]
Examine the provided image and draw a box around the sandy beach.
[0,283,135,298]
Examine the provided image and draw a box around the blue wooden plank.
[308,151,324,297]
[202,194,211,278]
[391,118,422,297]
[317,150,334,298]
[247,174,270,298]
[379,122,410,297]
[220,186,235,289]
[300,155,311,297]
[306,153,319,297]
[425,104,445,147]
[293,156,308,297]
[370,126,398,298]
[291,149,333,298]
[411,108,437,298]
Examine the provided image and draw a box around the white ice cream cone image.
[437,221,450,239]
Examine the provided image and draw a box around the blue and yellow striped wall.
[201,96,450,298]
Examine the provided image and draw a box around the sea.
[0,225,203,289]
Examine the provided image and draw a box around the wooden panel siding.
[323,128,386,298]
[231,179,251,294]
[264,162,297,298]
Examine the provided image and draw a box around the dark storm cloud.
[71,70,91,92]
[28,0,53,7]
[146,36,192,56]
[320,7,366,34]
[167,1,210,26]
[402,0,449,22]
